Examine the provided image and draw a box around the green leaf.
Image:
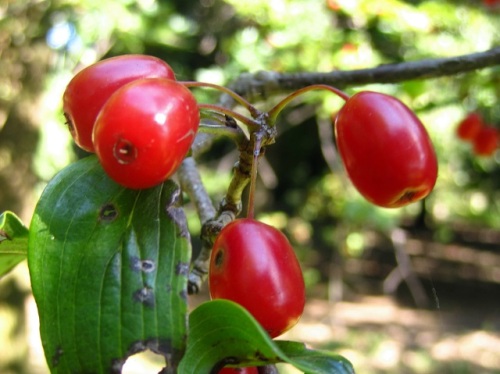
[0,210,29,277]
[274,341,355,374]
[28,156,191,373]
[179,299,355,374]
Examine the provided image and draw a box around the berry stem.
[198,123,243,140]
[246,131,263,220]
[267,84,350,125]
[199,103,261,131]
[198,110,244,140]
[181,81,261,118]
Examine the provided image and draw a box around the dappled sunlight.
[282,296,500,373]
[432,331,500,370]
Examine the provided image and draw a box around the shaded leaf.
[179,299,354,374]
[28,156,191,373]
[0,211,29,277]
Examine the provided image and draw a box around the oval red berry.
[209,218,305,338]
[335,91,438,208]
[473,126,498,157]
[93,78,199,189]
[456,112,483,141]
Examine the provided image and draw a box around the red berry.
[334,91,438,208]
[93,78,199,189]
[456,112,483,141]
[63,54,176,152]
[209,219,305,338]
[483,0,500,7]
[326,0,341,11]
[472,126,498,157]
[218,367,259,374]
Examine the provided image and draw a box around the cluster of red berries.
[63,55,200,189]
[62,54,440,373]
[456,112,498,157]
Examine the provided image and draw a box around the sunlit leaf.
[0,211,29,277]
[179,299,354,374]
[28,156,191,373]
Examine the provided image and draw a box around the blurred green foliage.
[1,0,499,230]
[1,0,500,373]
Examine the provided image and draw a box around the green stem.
[198,103,261,131]
[246,132,263,220]
[181,81,261,118]
[198,110,244,140]
[198,123,242,141]
[267,84,350,125]
[199,108,227,125]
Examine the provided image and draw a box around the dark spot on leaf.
[147,338,173,355]
[133,287,155,307]
[99,203,118,222]
[141,260,155,272]
[111,359,125,374]
[129,340,148,355]
[51,346,64,368]
[179,289,188,301]
[130,257,141,272]
[110,360,122,374]
[175,261,189,276]
[130,257,156,273]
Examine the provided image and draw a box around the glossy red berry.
[93,78,199,189]
[218,367,259,374]
[472,126,498,157]
[335,91,438,208]
[456,112,483,141]
[63,54,176,152]
[209,218,305,338]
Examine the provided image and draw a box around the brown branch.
[177,157,216,225]
[228,47,500,100]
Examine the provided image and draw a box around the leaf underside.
[0,210,29,277]
[28,156,191,373]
